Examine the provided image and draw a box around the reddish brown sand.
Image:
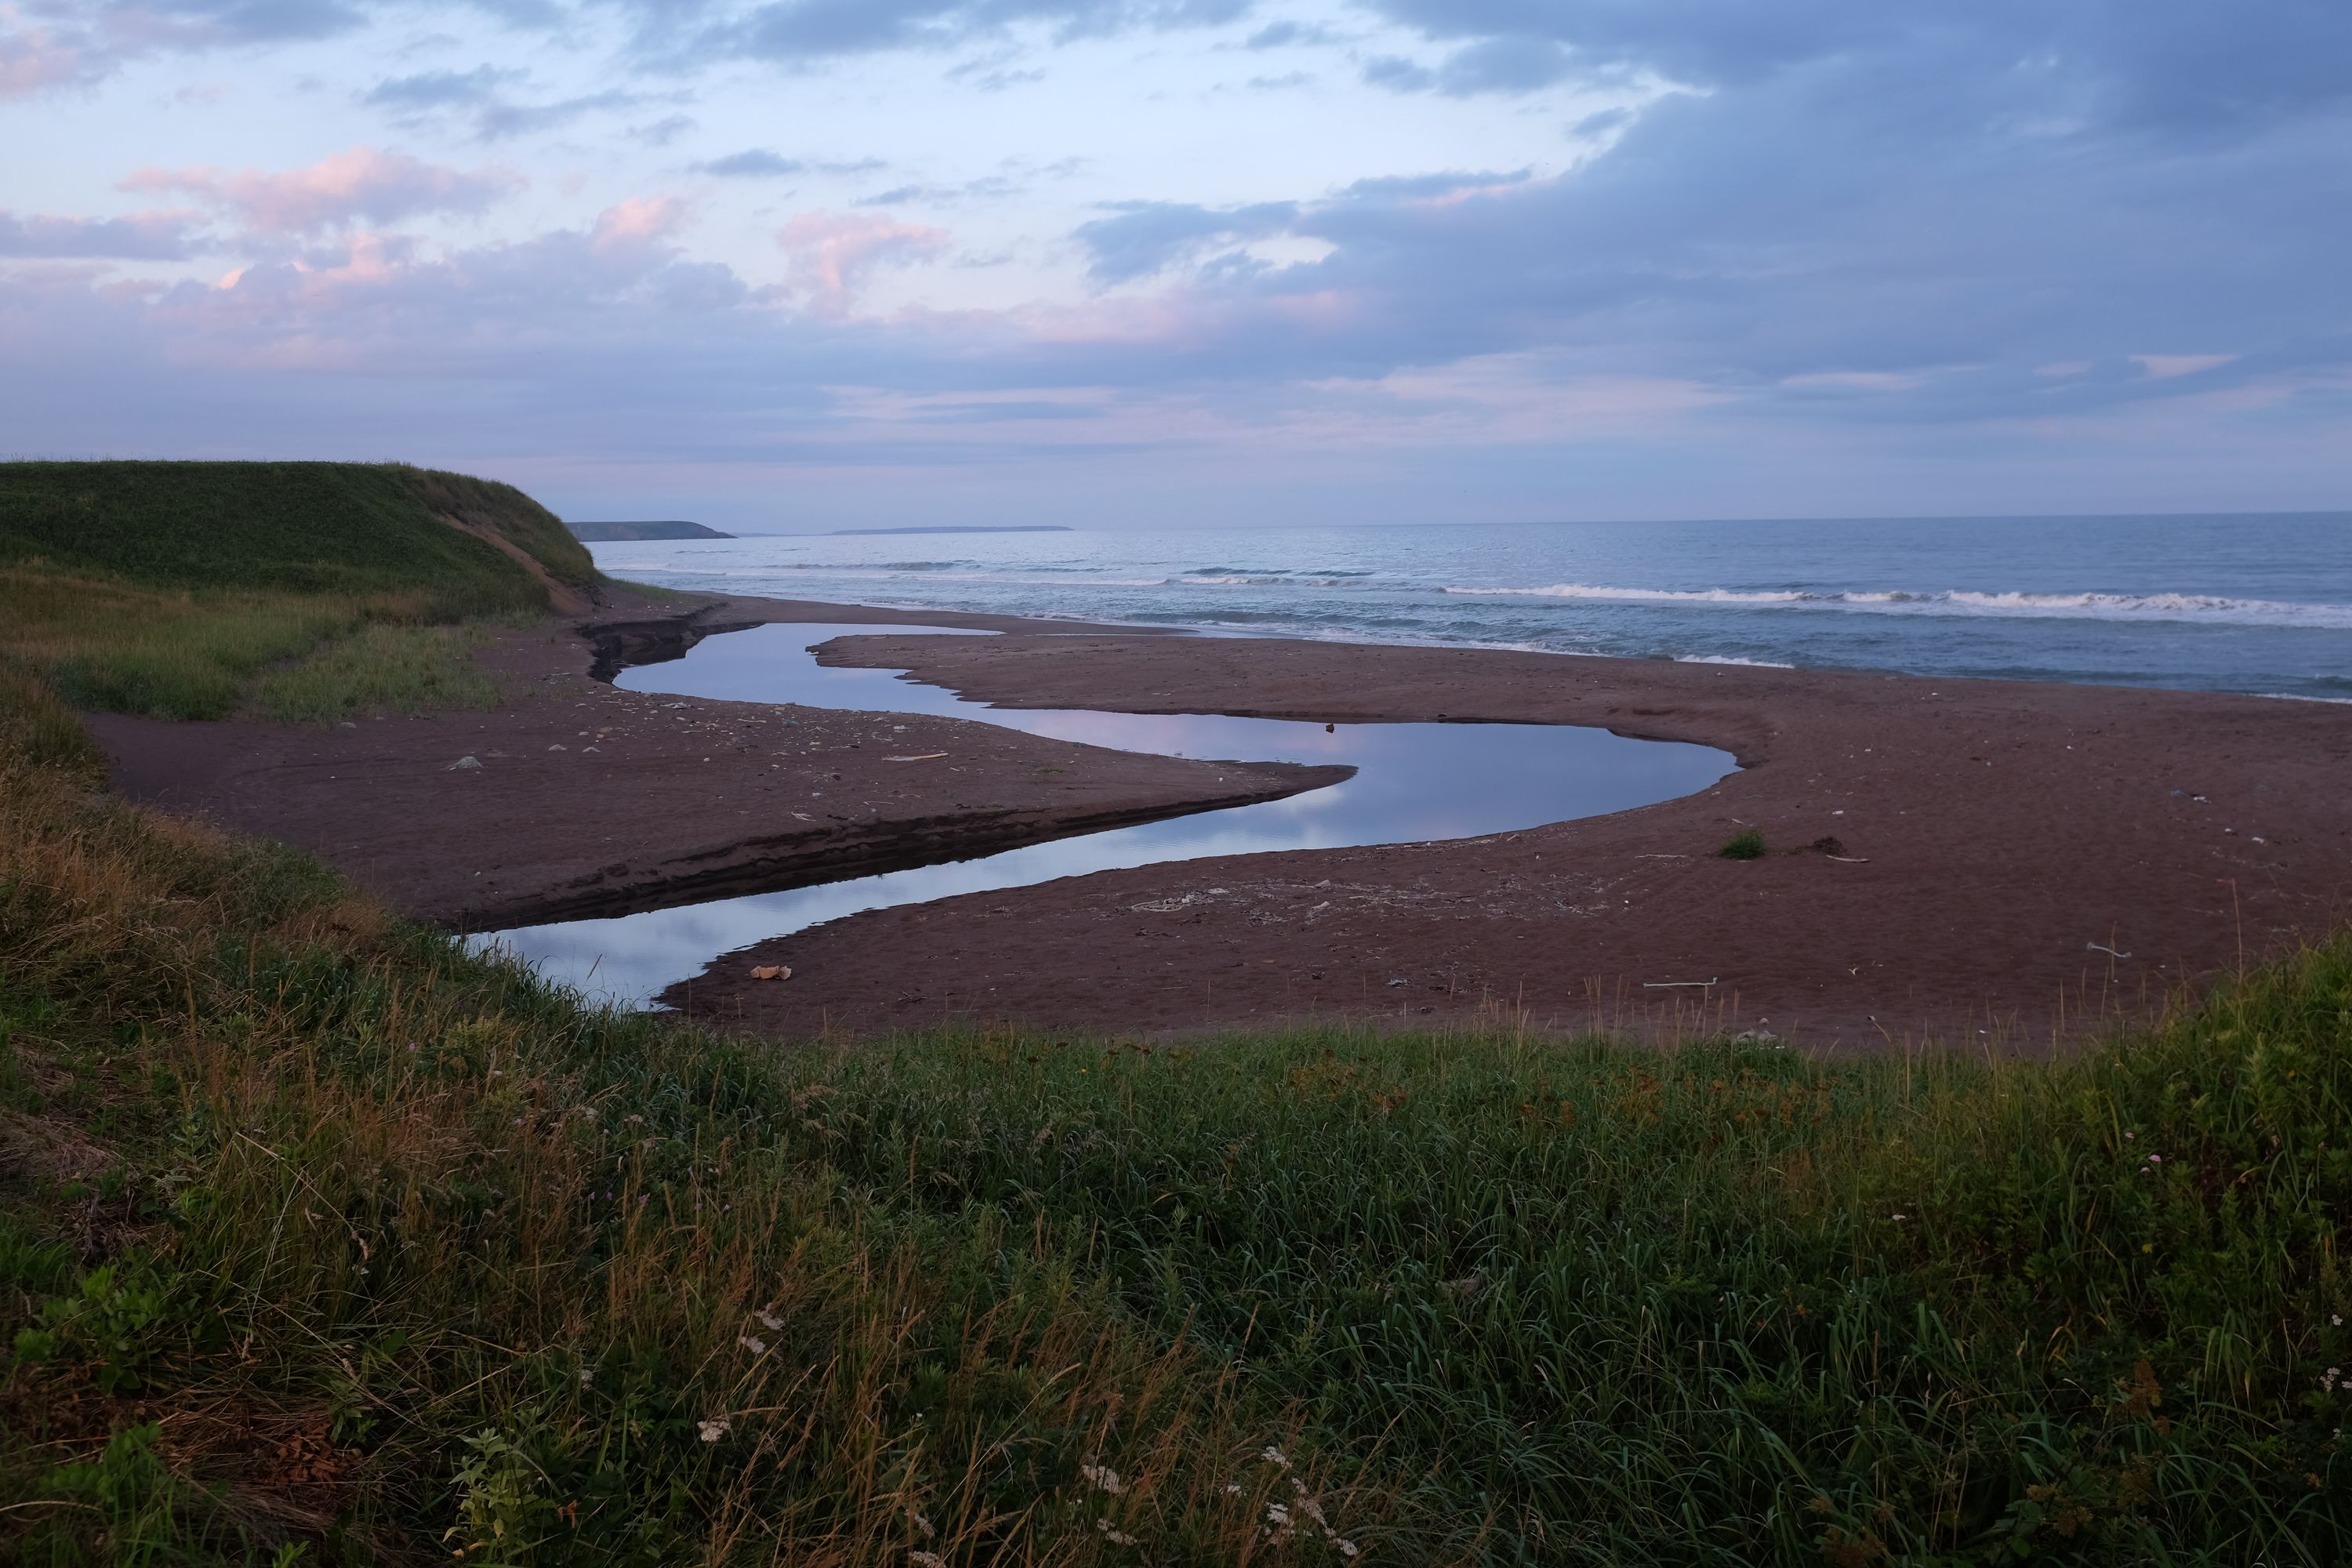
[92,597,2352,1050]
[672,630,2352,1050]
[88,599,1338,929]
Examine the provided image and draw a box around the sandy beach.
[93,594,2352,1049]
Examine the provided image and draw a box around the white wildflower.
[912,1512,935,1540]
[1261,1445,1292,1470]
[1080,1463,1126,1496]
[1266,1503,1290,1527]
[1223,1483,1242,1496]
[910,1553,947,1567]
[1094,1519,1139,1546]
[698,1417,731,1443]
[1331,1537,1360,1557]
[739,1334,768,1355]
[579,1368,593,1388]
[758,1310,784,1330]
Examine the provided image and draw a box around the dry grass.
[0,730,1388,1566]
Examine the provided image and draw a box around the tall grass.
[0,568,368,720]
[248,622,503,724]
[1,675,2346,1562]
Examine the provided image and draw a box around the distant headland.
[828,525,1073,536]
[567,521,733,542]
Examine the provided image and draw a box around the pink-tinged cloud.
[120,147,520,236]
[0,208,199,260]
[779,210,949,318]
[591,195,690,251]
[0,8,93,96]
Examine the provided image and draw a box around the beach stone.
[448,756,483,771]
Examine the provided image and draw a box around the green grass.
[247,622,503,724]
[1,659,2347,1562]
[0,461,602,721]
[0,567,368,720]
[0,460,593,609]
[1719,828,1766,860]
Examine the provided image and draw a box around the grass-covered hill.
[0,461,593,608]
[0,462,604,722]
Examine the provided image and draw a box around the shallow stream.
[481,624,1736,1006]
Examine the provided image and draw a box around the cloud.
[696,149,808,177]
[0,209,201,260]
[2,0,364,98]
[3,0,2348,523]
[1073,199,1298,282]
[122,147,522,235]
[695,149,887,177]
[685,0,1251,66]
[593,194,691,250]
[2133,353,2238,380]
[361,64,659,140]
[363,64,523,111]
[1243,20,1340,50]
[778,209,949,315]
[630,112,697,146]
[1,6,97,96]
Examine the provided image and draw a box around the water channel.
[481,623,1737,1006]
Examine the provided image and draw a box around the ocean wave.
[1443,583,2352,627]
[1675,654,1798,668]
[1449,584,1810,604]
[1178,573,1377,589]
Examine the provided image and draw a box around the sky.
[3,1,2349,531]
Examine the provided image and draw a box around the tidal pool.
[480,623,1736,1005]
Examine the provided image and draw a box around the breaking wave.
[1444,583,2352,628]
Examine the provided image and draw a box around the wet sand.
[677,629,2352,1049]
[90,595,2352,1049]
[86,597,1339,929]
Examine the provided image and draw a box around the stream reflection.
[478,624,1734,1006]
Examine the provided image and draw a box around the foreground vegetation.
[0,462,593,720]
[2,461,2343,1559]
[2,664,2347,1563]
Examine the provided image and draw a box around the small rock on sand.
[448,756,483,771]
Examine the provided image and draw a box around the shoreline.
[673,612,2352,1049]
[88,593,1338,931]
[90,590,2352,1049]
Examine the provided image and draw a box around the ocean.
[588,514,2352,701]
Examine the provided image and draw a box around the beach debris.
[448,755,483,771]
[547,743,567,751]
[885,753,948,762]
[1826,855,1871,863]
[1732,1028,1780,1044]
[1387,978,1408,987]
[750,964,793,982]
[2087,942,2132,959]
[337,720,358,729]
[1642,978,1719,989]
